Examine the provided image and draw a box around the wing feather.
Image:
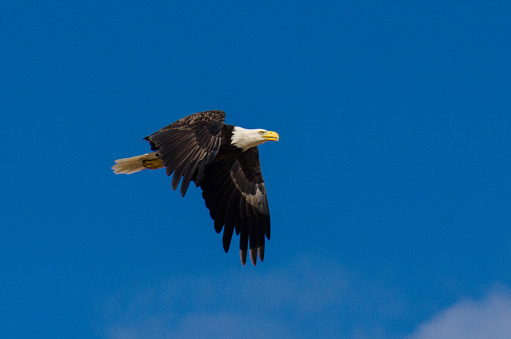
[144,110,225,196]
[198,145,271,266]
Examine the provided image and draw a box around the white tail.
[112,152,161,174]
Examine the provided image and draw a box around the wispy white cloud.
[407,285,511,339]
[106,312,290,339]
[101,254,407,338]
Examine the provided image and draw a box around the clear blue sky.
[2,1,510,338]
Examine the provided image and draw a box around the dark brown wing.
[199,145,271,266]
[144,110,225,196]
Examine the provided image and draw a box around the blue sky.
[1,1,510,338]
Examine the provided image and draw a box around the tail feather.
[112,152,162,174]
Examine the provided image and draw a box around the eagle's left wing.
[199,146,271,266]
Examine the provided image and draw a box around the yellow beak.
[262,131,279,142]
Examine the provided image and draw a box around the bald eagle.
[112,110,279,266]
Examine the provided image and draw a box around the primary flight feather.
[112,110,279,266]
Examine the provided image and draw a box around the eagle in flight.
[112,110,279,266]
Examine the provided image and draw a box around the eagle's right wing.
[144,110,225,196]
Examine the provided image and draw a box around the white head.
[231,126,279,151]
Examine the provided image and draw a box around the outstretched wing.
[199,146,271,266]
[144,110,225,196]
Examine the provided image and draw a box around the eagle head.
[231,126,279,151]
